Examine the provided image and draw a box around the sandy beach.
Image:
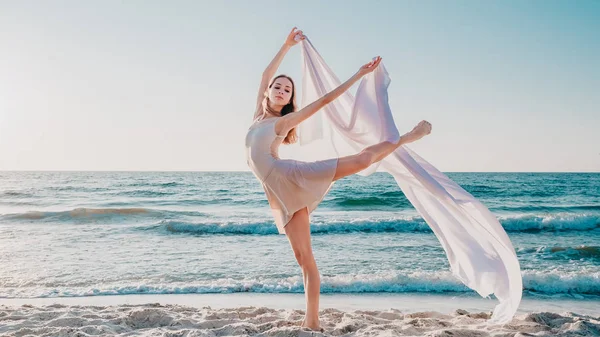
[1,293,599,336]
[3,0,600,334]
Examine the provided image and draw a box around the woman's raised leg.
[333,120,431,181]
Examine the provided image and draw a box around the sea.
[0,171,598,304]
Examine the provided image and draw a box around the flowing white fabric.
[297,38,522,324]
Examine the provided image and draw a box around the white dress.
[245,116,338,234]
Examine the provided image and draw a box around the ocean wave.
[125,181,185,188]
[2,207,599,234]
[157,218,431,235]
[499,214,600,232]
[517,245,600,259]
[111,190,178,197]
[52,186,107,192]
[0,208,153,221]
[522,270,600,296]
[328,195,410,208]
[2,270,598,298]
[0,208,208,222]
[496,205,600,212]
[462,184,501,191]
[153,214,600,235]
[1,190,32,197]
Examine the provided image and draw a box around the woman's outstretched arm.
[278,56,382,133]
[253,28,305,120]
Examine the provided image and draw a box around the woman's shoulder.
[249,116,276,131]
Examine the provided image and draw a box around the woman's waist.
[247,154,277,179]
[247,149,279,162]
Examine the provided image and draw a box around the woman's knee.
[293,247,315,267]
[285,207,314,266]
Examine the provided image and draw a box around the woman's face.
[268,77,293,106]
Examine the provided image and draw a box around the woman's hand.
[358,56,382,76]
[284,27,305,47]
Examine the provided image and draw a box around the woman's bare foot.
[414,120,432,138]
[398,120,432,146]
[301,318,323,332]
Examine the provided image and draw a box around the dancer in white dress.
[245,28,432,331]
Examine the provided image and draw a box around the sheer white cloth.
[297,38,522,324]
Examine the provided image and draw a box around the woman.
[245,28,432,331]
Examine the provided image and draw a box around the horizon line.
[1,170,599,174]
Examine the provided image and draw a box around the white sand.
[1,294,599,336]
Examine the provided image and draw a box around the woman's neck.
[265,100,284,117]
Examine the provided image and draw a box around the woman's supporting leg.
[333,120,431,181]
[284,207,321,330]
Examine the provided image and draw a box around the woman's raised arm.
[277,56,382,132]
[254,28,305,119]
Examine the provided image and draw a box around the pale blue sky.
[1,0,598,172]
